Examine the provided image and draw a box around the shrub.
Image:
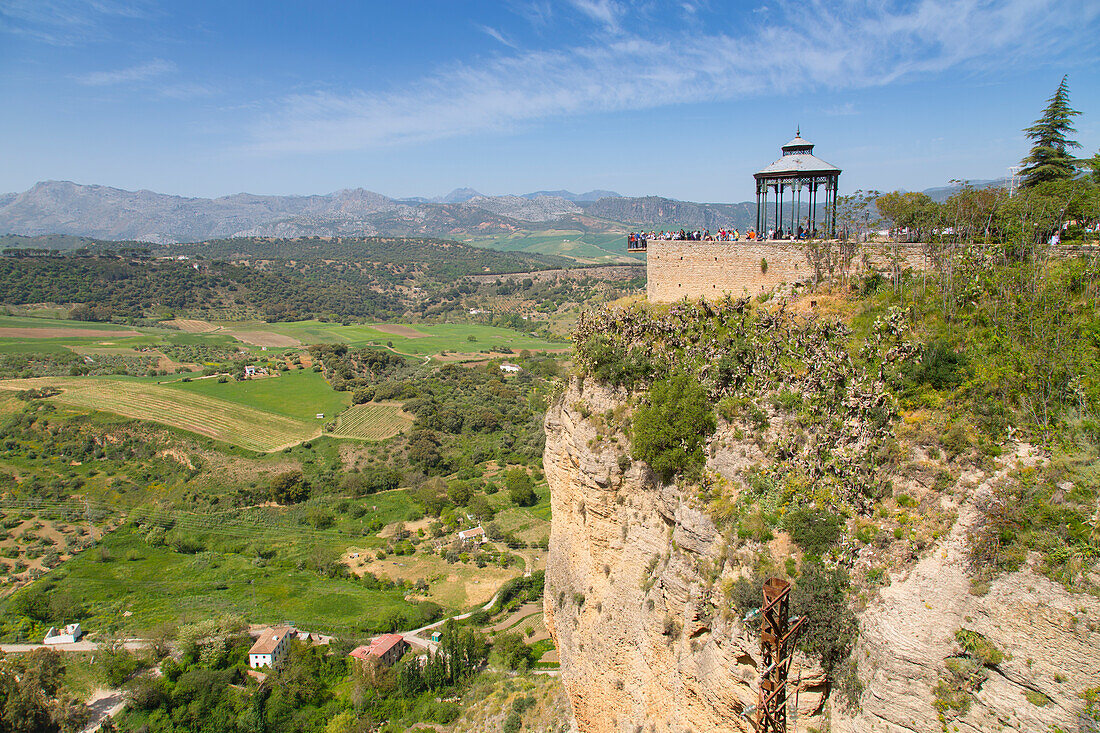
[268,471,311,504]
[792,560,857,679]
[955,628,1003,666]
[631,372,716,482]
[351,386,375,404]
[785,508,843,557]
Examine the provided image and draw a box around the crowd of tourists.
[628,225,819,247]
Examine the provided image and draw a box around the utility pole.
[744,578,805,733]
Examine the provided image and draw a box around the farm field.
[166,368,349,422]
[465,230,641,264]
[0,314,145,333]
[331,401,413,440]
[0,313,567,360]
[345,551,518,609]
[0,376,320,452]
[264,321,568,355]
[19,525,419,637]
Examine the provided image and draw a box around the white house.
[248,626,293,670]
[44,623,82,645]
[499,363,521,374]
[457,526,487,545]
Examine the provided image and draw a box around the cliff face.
[543,379,826,733]
[544,379,1100,733]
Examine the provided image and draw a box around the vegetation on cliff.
[571,235,1100,692]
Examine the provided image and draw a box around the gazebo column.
[755,183,760,234]
[809,183,816,237]
[830,177,839,238]
[775,182,783,239]
[792,182,799,236]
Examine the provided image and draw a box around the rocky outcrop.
[545,380,1100,733]
[836,443,1100,733]
[543,379,826,733]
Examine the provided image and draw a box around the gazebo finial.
[796,124,800,137]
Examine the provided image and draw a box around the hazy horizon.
[2,1,1099,202]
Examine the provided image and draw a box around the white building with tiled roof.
[248,626,293,669]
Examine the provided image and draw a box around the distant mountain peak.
[521,189,622,202]
[434,187,483,204]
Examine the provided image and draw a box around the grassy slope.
[0,376,322,452]
[465,230,641,264]
[50,526,412,635]
[267,322,567,354]
[166,368,349,422]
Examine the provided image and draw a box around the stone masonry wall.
[646,241,929,302]
[645,241,1098,302]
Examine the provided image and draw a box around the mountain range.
[0,179,1004,252]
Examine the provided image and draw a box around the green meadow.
[265,321,567,354]
[465,230,642,264]
[29,525,419,636]
[167,368,350,422]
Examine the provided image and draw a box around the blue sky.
[2,0,1099,202]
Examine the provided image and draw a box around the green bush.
[631,372,716,482]
[785,508,843,556]
[792,560,857,679]
[955,628,1003,666]
[268,470,311,504]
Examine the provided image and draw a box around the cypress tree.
[1020,75,1081,188]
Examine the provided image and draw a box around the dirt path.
[0,640,148,653]
[80,688,127,733]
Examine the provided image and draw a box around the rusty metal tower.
[745,577,805,733]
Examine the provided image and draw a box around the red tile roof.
[355,633,406,659]
[249,626,293,655]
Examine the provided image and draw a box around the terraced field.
[331,402,413,441]
[0,377,317,451]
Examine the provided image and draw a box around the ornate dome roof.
[755,129,841,178]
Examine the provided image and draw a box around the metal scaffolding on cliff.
[745,577,805,733]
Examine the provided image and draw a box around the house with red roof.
[349,633,408,667]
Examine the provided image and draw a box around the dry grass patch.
[344,551,517,608]
[163,319,219,333]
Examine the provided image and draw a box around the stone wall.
[645,240,933,302]
[645,240,1098,302]
[647,241,808,301]
[642,236,937,299]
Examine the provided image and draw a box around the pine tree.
[1020,75,1081,188]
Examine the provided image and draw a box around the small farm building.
[458,526,487,545]
[499,364,521,374]
[44,623,82,645]
[350,634,408,667]
[249,626,294,669]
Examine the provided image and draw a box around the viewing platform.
[627,236,832,253]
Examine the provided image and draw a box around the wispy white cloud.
[509,0,553,29]
[476,23,519,49]
[75,58,175,86]
[248,0,1099,154]
[0,0,153,45]
[567,0,624,31]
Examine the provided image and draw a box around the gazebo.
[754,130,841,239]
